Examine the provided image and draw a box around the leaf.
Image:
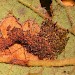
[0,0,75,75]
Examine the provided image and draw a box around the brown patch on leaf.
[39,20,69,55]
[0,44,39,65]
[0,15,68,65]
[22,20,40,35]
[61,0,75,6]
[0,15,40,65]
[0,15,21,38]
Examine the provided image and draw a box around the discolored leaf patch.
[0,14,69,66]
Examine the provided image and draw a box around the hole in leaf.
[40,0,52,16]
[61,0,75,6]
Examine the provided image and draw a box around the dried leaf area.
[0,14,69,66]
[0,15,40,65]
[61,0,75,6]
[39,21,69,55]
